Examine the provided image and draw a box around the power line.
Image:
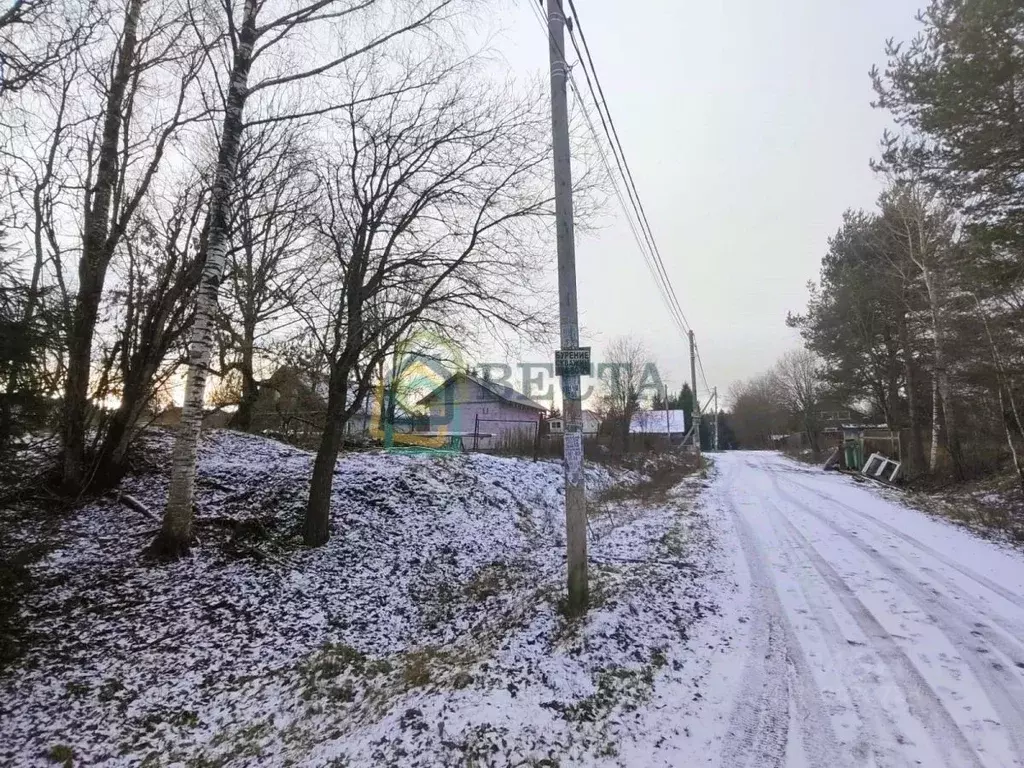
[564,0,692,334]
[562,25,690,339]
[572,93,689,339]
[529,1,714,394]
[566,38,690,339]
[695,344,712,396]
[526,1,690,340]
[566,86,690,339]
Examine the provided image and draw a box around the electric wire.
[564,0,692,335]
[526,2,690,340]
[529,1,718,397]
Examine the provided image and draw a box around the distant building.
[629,409,688,437]
[814,400,868,436]
[547,409,601,436]
[348,386,423,438]
[418,372,545,450]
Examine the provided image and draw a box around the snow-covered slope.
[0,431,713,766]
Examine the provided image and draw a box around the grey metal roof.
[419,372,547,412]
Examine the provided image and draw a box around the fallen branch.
[194,515,246,529]
[233,543,288,568]
[107,490,161,524]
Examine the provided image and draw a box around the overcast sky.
[481,0,925,407]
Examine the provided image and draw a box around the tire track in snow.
[771,473,1024,657]
[766,504,987,768]
[771,474,1024,678]
[773,470,1024,614]
[775,469,1024,662]
[770,476,1024,765]
[718,577,789,768]
[774,469,1024,663]
[720,470,844,768]
[759,499,903,767]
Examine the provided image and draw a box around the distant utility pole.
[689,330,701,460]
[547,0,588,616]
[713,387,719,451]
[664,384,670,438]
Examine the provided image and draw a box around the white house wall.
[426,378,541,446]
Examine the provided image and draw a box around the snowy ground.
[698,451,1024,768]
[0,431,718,767]
[6,444,1024,767]
[898,477,1024,548]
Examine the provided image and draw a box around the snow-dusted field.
[0,431,719,766]
[7,443,1023,767]
[701,451,1024,768]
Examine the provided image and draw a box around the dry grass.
[597,454,700,507]
[904,477,1024,546]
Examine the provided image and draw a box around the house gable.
[419,372,545,413]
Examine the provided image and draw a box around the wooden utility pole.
[664,384,671,438]
[547,0,587,615]
[713,386,719,451]
[689,330,701,460]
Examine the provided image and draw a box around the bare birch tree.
[773,348,823,453]
[598,336,650,448]
[0,0,96,98]
[728,372,789,450]
[90,179,209,479]
[156,0,462,557]
[298,63,553,545]
[972,292,1024,490]
[882,184,965,478]
[60,0,210,489]
[879,229,930,477]
[217,119,315,431]
[0,49,84,448]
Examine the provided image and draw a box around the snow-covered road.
[702,451,1024,768]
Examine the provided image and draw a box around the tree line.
[591,335,732,451]
[731,0,1024,485]
[0,0,601,556]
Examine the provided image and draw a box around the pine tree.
[679,384,694,434]
[873,0,1024,249]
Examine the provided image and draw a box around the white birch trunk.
[896,192,957,478]
[921,263,963,477]
[975,293,1024,491]
[156,0,258,554]
[930,374,940,472]
[998,386,1024,491]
